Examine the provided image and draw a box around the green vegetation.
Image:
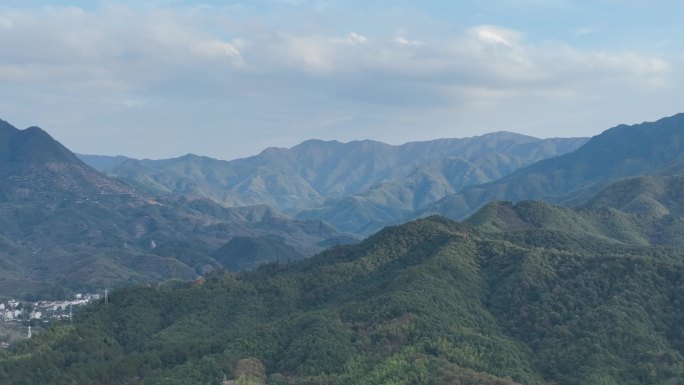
[1,116,684,384]
[212,235,304,271]
[94,133,586,235]
[1,214,681,384]
[0,120,353,299]
[429,113,684,220]
[464,173,684,248]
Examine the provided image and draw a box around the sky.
[1,0,683,160]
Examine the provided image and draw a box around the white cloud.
[394,36,425,47]
[469,25,521,47]
[0,6,670,95]
[193,39,244,62]
[331,32,368,45]
[0,4,680,159]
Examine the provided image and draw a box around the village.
[1,292,103,349]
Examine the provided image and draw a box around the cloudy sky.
[1,0,682,159]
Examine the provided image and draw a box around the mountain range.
[1,114,684,384]
[79,114,684,237]
[80,133,588,234]
[425,113,684,220]
[0,119,351,299]
[2,113,684,299]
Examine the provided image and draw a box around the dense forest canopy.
[2,213,682,385]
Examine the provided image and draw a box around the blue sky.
[1,0,683,159]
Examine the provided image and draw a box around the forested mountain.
[3,112,683,301]
[462,172,684,246]
[585,174,684,214]
[2,209,681,385]
[0,119,134,200]
[81,133,587,234]
[426,113,684,220]
[3,115,684,384]
[293,152,558,235]
[0,120,352,299]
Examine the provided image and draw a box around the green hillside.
[427,113,684,220]
[463,174,684,248]
[1,214,682,385]
[212,234,306,271]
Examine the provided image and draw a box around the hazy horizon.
[7,119,594,162]
[2,0,682,159]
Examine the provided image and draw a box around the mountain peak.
[24,125,47,133]
[0,118,19,133]
[294,138,343,147]
[477,131,539,141]
[178,153,205,161]
[0,118,135,200]
[0,123,80,165]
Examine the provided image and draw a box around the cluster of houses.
[0,300,24,321]
[2,293,102,323]
[1,293,106,349]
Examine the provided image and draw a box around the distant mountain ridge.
[426,113,684,220]
[81,132,588,234]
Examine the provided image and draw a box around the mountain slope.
[211,234,305,271]
[584,175,684,216]
[90,133,587,234]
[2,214,682,385]
[0,119,134,201]
[427,113,684,220]
[0,120,353,299]
[295,153,531,234]
[462,172,684,247]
